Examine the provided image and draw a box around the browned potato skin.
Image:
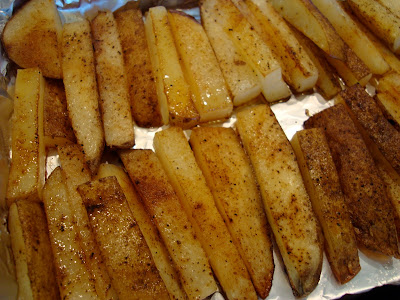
[1,0,63,78]
[78,176,170,300]
[43,79,75,148]
[291,128,360,284]
[9,200,60,300]
[114,9,163,128]
[304,104,399,256]
[337,85,400,176]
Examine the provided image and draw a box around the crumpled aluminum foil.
[0,0,399,299]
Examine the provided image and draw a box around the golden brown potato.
[1,0,62,78]
[236,104,323,297]
[8,200,59,300]
[304,104,399,256]
[190,127,274,299]
[114,8,163,128]
[78,176,170,300]
[376,72,400,130]
[291,128,360,284]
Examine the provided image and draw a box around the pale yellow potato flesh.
[154,127,257,300]
[236,104,323,297]
[190,127,274,299]
[378,0,400,18]
[8,200,59,300]
[6,68,45,206]
[42,167,99,300]
[311,0,390,75]
[169,11,233,123]
[291,128,360,284]
[61,20,104,174]
[145,6,199,128]
[200,3,262,106]
[95,163,187,300]
[119,149,217,300]
[376,73,400,130]
[236,0,318,93]
[91,11,135,149]
[58,144,118,300]
[78,176,170,300]
[1,0,63,78]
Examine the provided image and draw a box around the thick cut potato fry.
[378,0,400,18]
[114,8,163,128]
[58,144,117,300]
[168,11,233,123]
[291,128,360,284]
[1,0,62,78]
[235,0,318,93]
[91,11,135,149]
[200,3,261,106]
[43,79,75,148]
[78,176,170,300]
[376,73,400,130]
[95,163,187,300]
[304,104,399,256]
[190,127,274,299]
[8,200,59,300]
[236,104,323,297]
[119,149,217,300]
[200,0,291,102]
[346,0,400,54]
[337,85,400,176]
[290,27,342,99]
[61,20,104,174]
[145,6,199,128]
[268,0,346,60]
[42,167,99,300]
[311,0,390,75]
[6,68,45,206]
[154,127,257,300]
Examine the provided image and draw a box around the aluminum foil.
[1,0,400,299]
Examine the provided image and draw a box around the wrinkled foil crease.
[1,0,399,299]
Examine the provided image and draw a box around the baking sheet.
[1,0,400,299]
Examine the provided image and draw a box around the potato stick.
[119,149,217,300]
[154,127,257,300]
[376,73,400,131]
[236,104,323,297]
[304,104,399,256]
[114,8,163,128]
[61,20,104,174]
[78,176,170,300]
[291,128,360,284]
[95,163,187,300]
[6,68,45,206]
[8,200,59,299]
[168,11,233,123]
[190,127,274,299]
[42,167,99,300]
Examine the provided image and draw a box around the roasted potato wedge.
[154,127,257,300]
[8,200,59,300]
[311,0,390,75]
[95,163,187,300]
[145,6,199,128]
[236,104,323,297]
[42,167,99,299]
[78,176,170,300]
[1,0,62,78]
[61,20,104,174]
[91,11,135,149]
[43,79,75,148]
[114,8,163,128]
[119,149,217,300]
[169,11,233,123]
[291,128,360,284]
[6,68,45,206]
[376,72,400,130]
[304,104,399,256]
[378,0,400,18]
[190,127,274,299]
